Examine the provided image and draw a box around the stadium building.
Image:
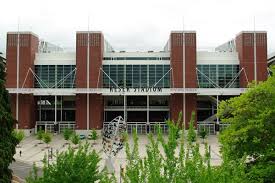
[5,30,268,135]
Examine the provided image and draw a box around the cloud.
[0,0,275,54]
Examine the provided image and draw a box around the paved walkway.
[12,134,222,180]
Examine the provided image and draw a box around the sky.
[1,0,275,55]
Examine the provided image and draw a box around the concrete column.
[124,95,126,123]
[216,95,219,125]
[147,96,149,124]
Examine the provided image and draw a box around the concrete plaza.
[12,134,222,180]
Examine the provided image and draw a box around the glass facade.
[197,65,239,88]
[34,65,76,88]
[103,65,170,88]
[103,57,170,60]
[104,96,169,123]
[36,96,76,122]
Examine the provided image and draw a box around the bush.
[90,129,98,141]
[26,143,115,183]
[42,132,51,147]
[63,128,73,141]
[199,128,207,143]
[70,132,80,146]
[36,128,44,143]
[12,130,25,145]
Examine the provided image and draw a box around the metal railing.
[103,122,168,134]
[59,122,76,133]
[35,121,75,134]
[197,122,216,135]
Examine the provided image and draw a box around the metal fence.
[103,122,168,134]
[59,122,76,133]
[197,122,230,135]
[197,122,216,135]
[35,121,75,134]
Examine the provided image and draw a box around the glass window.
[197,64,239,88]
[35,65,76,88]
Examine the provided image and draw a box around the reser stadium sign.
[109,87,163,93]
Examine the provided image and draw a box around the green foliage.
[12,130,25,144]
[63,128,73,141]
[90,129,98,141]
[42,132,52,146]
[199,128,207,142]
[217,66,275,183]
[36,128,44,141]
[122,112,249,183]
[70,132,80,145]
[0,60,18,182]
[26,143,115,183]
[187,111,197,144]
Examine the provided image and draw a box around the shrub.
[63,128,73,141]
[199,128,207,143]
[36,128,44,143]
[70,132,80,146]
[42,132,51,148]
[90,129,98,141]
[12,130,25,145]
[26,143,115,183]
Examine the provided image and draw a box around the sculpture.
[102,116,127,172]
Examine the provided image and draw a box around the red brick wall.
[75,32,104,130]
[10,94,36,129]
[76,32,104,88]
[185,33,197,88]
[75,94,103,130]
[6,33,38,88]
[90,94,103,129]
[6,32,38,129]
[170,94,197,128]
[75,94,87,129]
[235,32,267,87]
[170,32,197,127]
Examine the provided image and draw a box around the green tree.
[0,59,18,182]
[42,132,52,148]
[217,67,275,183]
[70,132,80,147]
[26,143,115,183]
[12,130,25,147]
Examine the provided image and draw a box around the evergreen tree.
[0,59,18,182]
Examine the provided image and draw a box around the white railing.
[197,122,216,135]
[59,122,76,133]
[104,106,124,110]
[35,121,75,134]
[103,122,168,134]
[149,106,169,109]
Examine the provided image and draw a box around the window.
[197,64,239,88]
[35,65,76,88]
[102,64,171,88]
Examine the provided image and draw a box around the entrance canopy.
[7,88,247,96]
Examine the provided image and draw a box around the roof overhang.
[6,88,247,96]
